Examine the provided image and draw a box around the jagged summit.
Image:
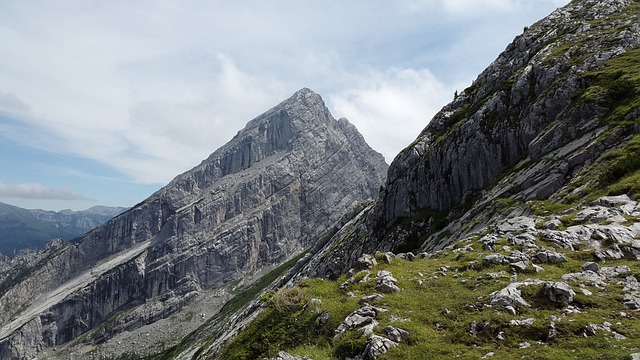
[242,87,325,128]
[159,87,386,211]
[219,87,328,154]
[0,89,388,359]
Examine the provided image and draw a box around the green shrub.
[270,286,308,314]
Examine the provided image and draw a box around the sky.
[0,0,570,211]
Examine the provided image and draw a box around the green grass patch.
[157,252,308,360]
[216,226,640,359]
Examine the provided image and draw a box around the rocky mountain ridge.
[156,0,640,358]
[298,0,640,279]
[0,202,127,256]
[0,88,388,360]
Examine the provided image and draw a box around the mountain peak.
[287,87,323,106]
[242,87,327,131]
[0,89,388,359]
[188,88,341,185]
[291,86,317,98]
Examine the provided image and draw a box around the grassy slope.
[220,213,640,359]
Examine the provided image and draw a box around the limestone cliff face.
[0,88,387,360]
[378,0,638,223]
[298,0,640,278]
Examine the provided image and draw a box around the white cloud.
[330,67,454,162]
[0,182,91,201]
[408,0,568,17]
[0,0,571,190]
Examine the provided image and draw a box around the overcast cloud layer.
[0,0,569,210]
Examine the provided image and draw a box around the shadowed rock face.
[0,88,388,359]
[377,0,639,225]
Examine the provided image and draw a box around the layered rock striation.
[0,88,388,359]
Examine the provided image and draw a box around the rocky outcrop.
[0,88,388,359]
[378,0,639,221]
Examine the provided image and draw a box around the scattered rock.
[470,321,478,337]
[584,323,598,336]
[596,245,625,261]
[519,342,531,349]
[580,262,599,273]
[481,352,495,358]
[334,306,380,338]
[504,305,517,316]
[623,294,640,310]
[497,217,537,234]
[532,250,567,264]
[269,351,311,360]
[510,261,529,273]
[510,318,535,326]
[532,264,545,273]
[363,335,397,359]
[562,270,606,287]
[396,252,416,261]
[354,272,371,284]
[613,331,627,341]
[356,254,378,269]
[543,219,562,230]
[578,288,593,296]
[548,322,557,341]
[600,266,631,278]
[383,326,410,342]
[316,311,330,326]
[453,245,474,253]
[590,195,633,208]
[573,206,627,224]
[505,251,530,264]
[486,271,508,279]
[582,322,627,340]
[490,283,531,310]
[479,234,498,251]
[541,282,575,303]
[622,275,640,292]
[359,294,385,305]
[376,270,400,293]
[382,252,394,264]
[483,254,505,267]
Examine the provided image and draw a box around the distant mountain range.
[0,202,127,256]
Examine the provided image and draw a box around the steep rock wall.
[0,88,388,359]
